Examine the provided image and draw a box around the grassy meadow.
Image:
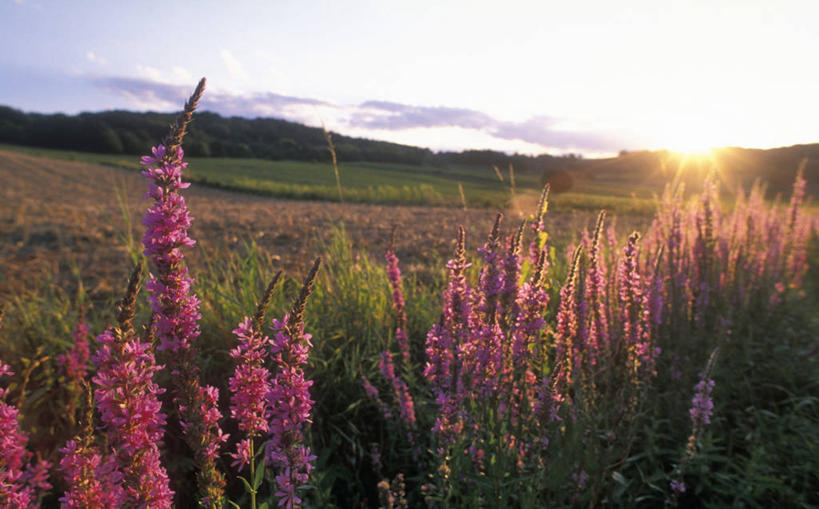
[1,120,817,508]
[0,143,661,214]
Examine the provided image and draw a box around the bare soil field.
[0,149,630,299]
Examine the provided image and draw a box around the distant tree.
[185,139,211,157]
[119,130,147,154]
[209,140,228,158]
[227,142,252,158]
[0,120,25,144]
[541,168,574,193]
[93,124,124,153]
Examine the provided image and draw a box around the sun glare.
[663,132,719,156]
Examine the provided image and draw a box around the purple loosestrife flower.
[691,177,718,325]
[59,321,90,382]
[361,375,393,420]
[534,368,565,424]
[585,211,609,361]
[390,473,409,509]
[471,321,505,400]
[228,317,273,470]
[425,227,473,449]
[617,232,656,375]
[785,167,811,288]
[673,348,720,503]
[554,246,583,393]
[500,222,526,321]
[0,361,52,508]
[510,248,550,416]
[430,391,464,451]
[265,259,320,509]
[528,184,550,262]
[92,328,173,507]
[689,379,715,427]
[787,165,806,233]
[425,227,472,393]
[379,351,417,433]
[266,317,316,508]
[443,227,474,329]
[58,439,125,508]
[477,214,505,321]
[511,279,548,369]
[386,245,411,365]
[58,320,92,421]
[141,141,227,505]
[424,323,454,396]
[377,245,421,459]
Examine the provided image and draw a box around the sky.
[1,0,817,157]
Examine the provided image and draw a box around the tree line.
[0,105,581,172]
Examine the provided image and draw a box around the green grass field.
[0,143,660,214]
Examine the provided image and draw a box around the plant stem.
[250,438,257,509]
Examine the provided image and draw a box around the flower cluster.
[385,246,411,364]
[364,244,418,448]
[92,328,173,507]
[266,316,317,509]
[58,439,125,508]
[228,317,272,470]
[58,321,90,382]
[1,361,52,508]
[141,142,227,505]
[689,378,715,427]
[379,351,417,432]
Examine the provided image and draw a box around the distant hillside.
[0,105,570,171]
[567,147,819,198]
[1,105,815,197]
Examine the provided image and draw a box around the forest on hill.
[0,105,576,172]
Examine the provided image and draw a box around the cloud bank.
[93,76,622,154]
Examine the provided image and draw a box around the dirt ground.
[1,149,620,300]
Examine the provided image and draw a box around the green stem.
[250,438,257,509]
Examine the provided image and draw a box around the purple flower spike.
[229,318,273,439]
[266,316,317,508]
[140,142,226,505]
[1,361,53,508]
[58,439,126,508]
[92,329,174,508]
[689,379,715,427]
[58,321,90,382]
[385,246,411,365]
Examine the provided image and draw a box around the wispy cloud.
[352,101,495,130]
[93,76,328,119]
[353,101,617,151]
[171,66,192,83]
[492,116,615,152]
[220,49,249,83]
[93,75,621,153]
[85,51,107,66]
[135,64,164,83]
[94,77,185,110]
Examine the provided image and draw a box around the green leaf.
[612,471,627,485]
[237,475,253,495]
[253,456,266,490]
[258,502,270,509]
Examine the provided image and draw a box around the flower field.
[1,81,817,507]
